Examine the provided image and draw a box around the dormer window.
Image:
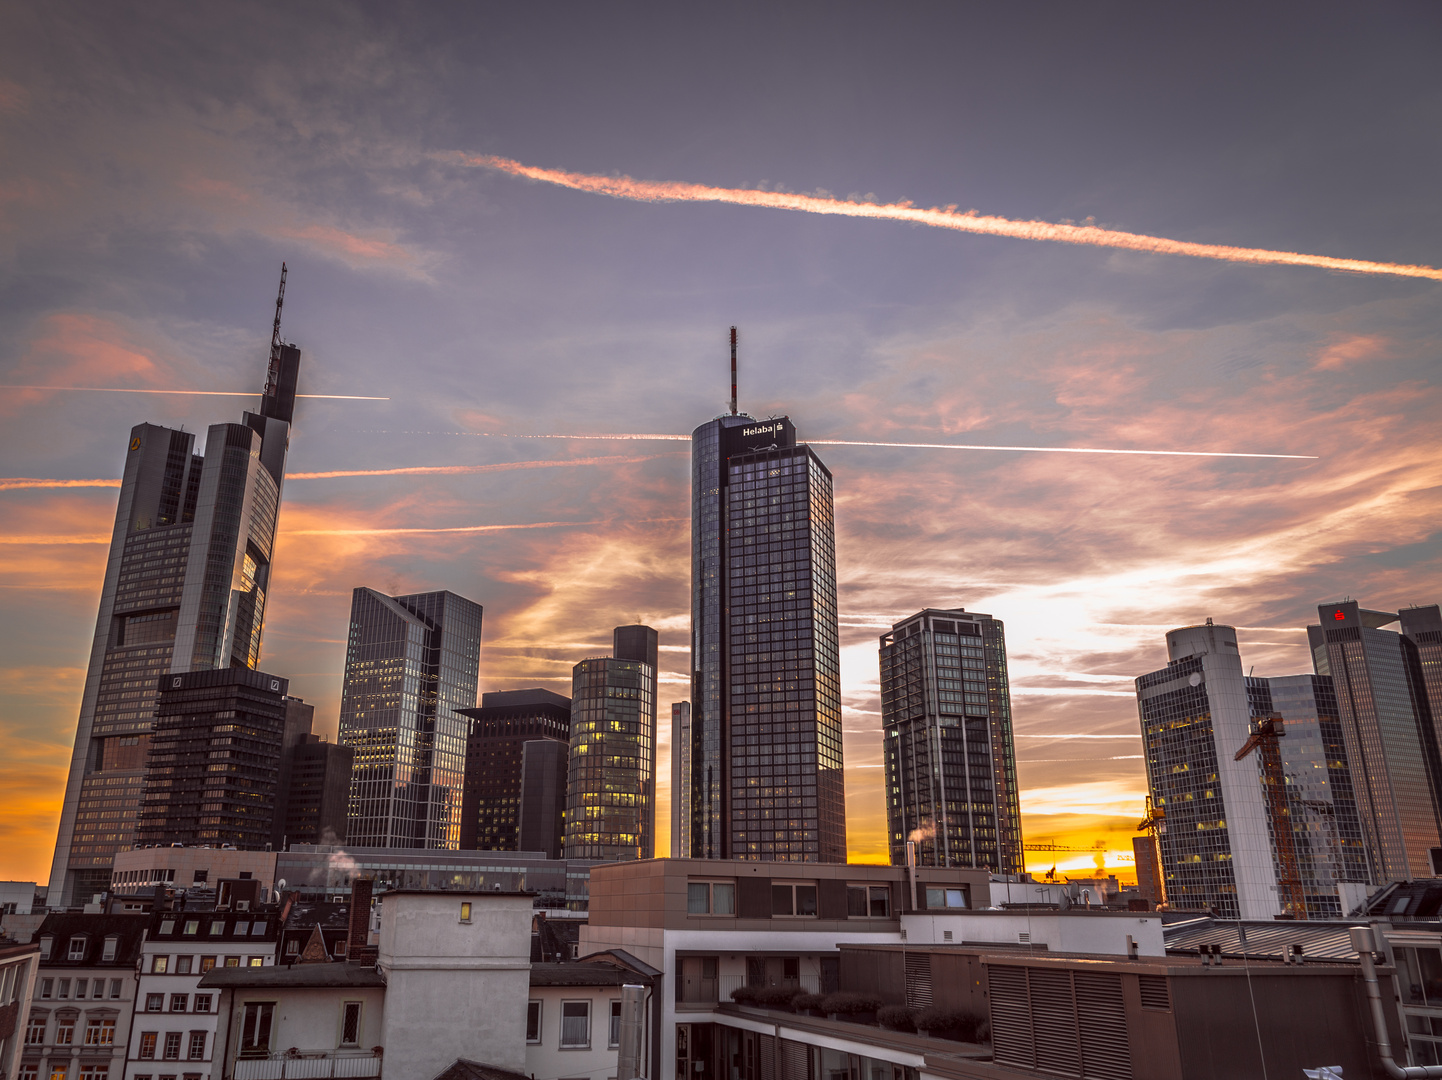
[68,937,87,961]
[39,936,53,961]
[102,936,118,962]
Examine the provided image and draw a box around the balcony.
[234,1052,381,1079]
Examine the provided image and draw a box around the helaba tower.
[47,267,301,906]
[687,328,846,862]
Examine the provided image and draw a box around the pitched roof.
[432,1060,530,1080]
[198,964,385,989]
[530,962,647,987]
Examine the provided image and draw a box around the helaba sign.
[743,424,780,437]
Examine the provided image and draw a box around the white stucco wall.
[226,986,386,1059]
[901,912,1165,956]
[378,892,533,1079]
[525,986,627,1080]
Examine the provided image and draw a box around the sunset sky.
[3,4,1441,886]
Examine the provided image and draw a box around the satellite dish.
[277,879,287,891]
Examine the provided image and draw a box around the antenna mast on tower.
[729,325,738,415]
[264,262,288,402]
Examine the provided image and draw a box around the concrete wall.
[901,911,1166,956]
[0,883,37,915]
[224,986,385,1058]
[378,892,533,1078]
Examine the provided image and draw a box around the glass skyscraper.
[879,608,1022,872]
[46,281,300,906]
[338,588,483,849]
[688,414,846,863]
[1309,600,1442,881]
[564,625,658,861]
[670,701,692,857]
[456,688,571,854]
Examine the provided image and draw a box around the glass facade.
[689,411,846,863]
[880,609,1022,872]
[339,588,483,850]
[671,701,692,857]
[1311,600,1442,881]
[49,326,300,906]
[564,656,656,860]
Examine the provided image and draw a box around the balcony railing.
[234,1052,381,1079]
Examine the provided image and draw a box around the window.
[224,957,240,968]
[199,957,216,973]
[151,956,169,974]
[460,902,472,923]
[26,1016,46,1044]
[609,1000,623,1047]
[75,980,88,999]
[68,937,88,960]
[158,921,175,936]
[182,921,199,936]
[251,921,268,937]
[79,1066,109,1080]
[193,870,208,884]
[560,1001,591,1048]
[84,1018,116,1046]
[164,1032,183,1060]
[146,994,164,1012]
[48,1065,67,1080]
[771,883,818,917]
[140,1032,157,1059]
[208,921,225,936]
[285,940,300,956]
[109,979,122,999]
[188,1031,206,1059]
[39,936,53,960]
[233,922,249,936]
[58,979,71,999]
[846,885,891,918]
[55,1017,75,1045]
[170,994,188,1013]
[193,995,212,1014]
[101,935,119,962]
[924,887,968,910]
[340,1002,362,1046]
[40,978,53,999]
[526,1002,542,1044]
[248,957,264,968]
[240,1003,274,1057]
[19,1066,38,1080]
[687,881,736,916]
[175,957,192,975]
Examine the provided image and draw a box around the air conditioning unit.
[236,900,250,912]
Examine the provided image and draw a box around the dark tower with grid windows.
[687,410,845,862]
[879,608,1022,873]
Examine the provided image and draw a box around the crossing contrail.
[426,431,1316,460]
[0,478,121,491]
[0,385,388,400]
[287,517,684,537]
[288,453,678,480]
[442,152,1442,282]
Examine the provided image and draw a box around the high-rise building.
[338,588,483,849]
[1309,600,1442,881]
[47,269,301,906]
[1244,673,1369,914]
[688,412,845,862]
[517,740,569,859]
[279,735,355,847]
[271,697,317,848]
[878,608,1022,872]
[456,688,571,853]
[134,668,290,849]
[670,701,692,857]
[564,626,658,861]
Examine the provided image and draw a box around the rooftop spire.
[730,325,738,415]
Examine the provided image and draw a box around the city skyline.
[4,5,1441,885]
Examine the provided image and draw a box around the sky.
[2,2,1441,886]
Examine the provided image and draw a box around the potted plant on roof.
[821,992,881,1024]
[793,992,826,1017]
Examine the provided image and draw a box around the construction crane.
[1136,795,1168,907]
[1235,712,1306,919]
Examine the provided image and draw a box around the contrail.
[0,478,121,491]
[287,517,684,537]
[444,152,1442,282]
[289,452,679,480]
[397,430,1315,461]
[0,385,388,400]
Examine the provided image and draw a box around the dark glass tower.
[879,608,1022,872]
[1309,600,1442,881]
[689,414,845,862]
[47,270,300,906]
[134,668,290,848]
[456,688,571,853]
[564,626,658,861]
[338,588,483,849]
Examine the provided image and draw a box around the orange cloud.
[1314,333,1390,371]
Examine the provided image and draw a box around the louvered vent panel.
[780,1040,811,1080]
[1029,969,1081,1077]
[760,1034,776,1080]
[1138,974,1171,1011]
[988,965,1034,1069]
[905,952,934,1008]
[1075,972,1132,1080]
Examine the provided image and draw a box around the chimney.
[347,877,377,965]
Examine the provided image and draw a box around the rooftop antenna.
[264,262,287,401]
[729,325,738,415]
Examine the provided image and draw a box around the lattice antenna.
[730,326,738,415]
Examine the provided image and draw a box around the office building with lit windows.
[879,608,1022,873]
[338,589,483,849]
[687,414,845,863]
[47,275,301,907]
[456,688,571,855]
[671,701,692,857]
[564,626,658,861]
[1309,600,1442,881]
